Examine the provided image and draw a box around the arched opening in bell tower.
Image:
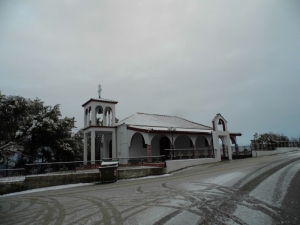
[95,105,103,126]
[105,107,113,126]
[218,119,226,131]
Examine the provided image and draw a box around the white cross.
[98,85,102,98]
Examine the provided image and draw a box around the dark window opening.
[205,138,209,147]
[190,139,193,147]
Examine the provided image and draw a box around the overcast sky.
[1,0,299,145]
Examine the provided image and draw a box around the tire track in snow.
[194,157,300,224]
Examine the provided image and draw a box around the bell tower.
[82,86,118,165]
[211,113,232,161]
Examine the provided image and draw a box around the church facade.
[82,88,242,164]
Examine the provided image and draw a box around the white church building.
[82,86,242,165]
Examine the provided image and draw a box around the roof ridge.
[118,113,135,123]
[137,112,175,118]
[174,116,212,129]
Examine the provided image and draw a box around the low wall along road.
[0,167,166,195]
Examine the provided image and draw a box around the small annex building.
[82,87,242,164]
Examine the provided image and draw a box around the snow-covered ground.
[1,183,94,197]
[250,160,300,206]
[0,176,25,182]
[202,171,245,187]
[2,153,300,225]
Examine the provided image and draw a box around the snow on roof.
[128,125,212,134]
[117,112,212,130]
[82,98,118,107]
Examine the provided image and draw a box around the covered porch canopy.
[117,112,241,160]
[127,125,214,158]
[127,125,241,157]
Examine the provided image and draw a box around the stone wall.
[25,173,100,190]
[0,181,25,195]
[118,167,166,179]
[1,167,166,195]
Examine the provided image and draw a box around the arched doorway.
[159,136,170,158]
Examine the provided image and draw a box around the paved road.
[1,151,300,225]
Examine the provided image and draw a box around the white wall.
[212,131,221,161]
[166,158,218,173]
[117,124,129,158]
[212,130,231,161]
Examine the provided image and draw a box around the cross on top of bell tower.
[98,85,102,98]
[82,85,118,108]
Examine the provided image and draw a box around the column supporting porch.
[147,145,152,163]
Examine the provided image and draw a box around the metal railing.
[25,160,102,176]
[164,148,215,160]
[24,156,166,175]
[231,145,252,155]
[251,141,300,151]
[231,145,252,159]
[103,156,165,166]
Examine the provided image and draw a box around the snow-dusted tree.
[257,132,289,143]
[0,94,31,163]
[70,129,84,161]
[16,104,77,163]
[1,93,78,166]
[290,136,300,142]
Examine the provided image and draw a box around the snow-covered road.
[1,151,300,225]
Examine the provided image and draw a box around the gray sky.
[1,0,300,145]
